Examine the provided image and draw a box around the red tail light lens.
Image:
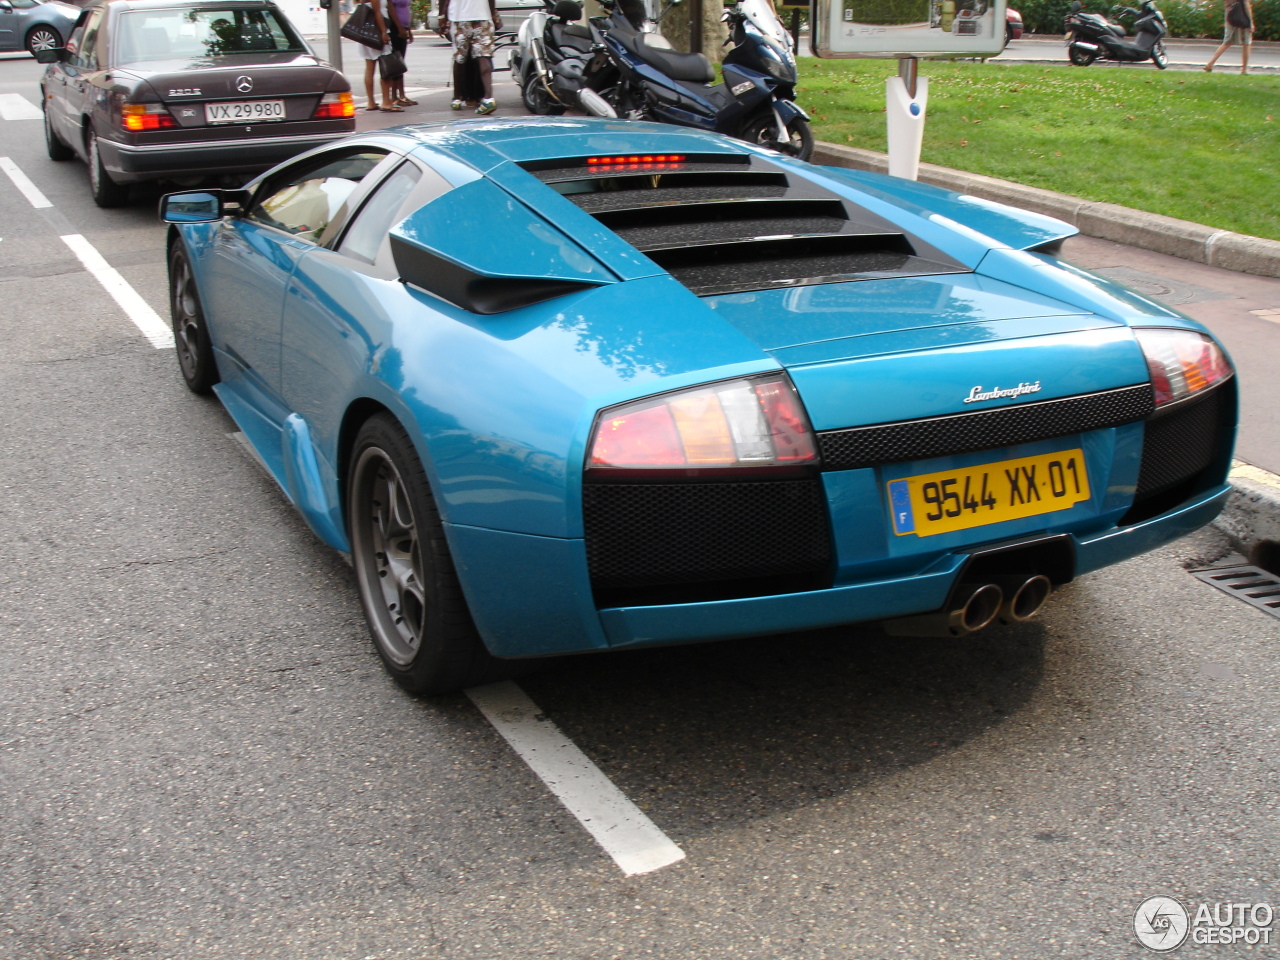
[121,103,177,131]
[588,375,818,471]
[585,154,687,172]
[1134,328,1232,406]
[313,91,355,119]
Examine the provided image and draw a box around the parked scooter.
[512,0,612,116]
[584,0,813,160]
[1064,0,1169,68]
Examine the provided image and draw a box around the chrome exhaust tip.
[993,574,1053,624]
[882,582,1004,638]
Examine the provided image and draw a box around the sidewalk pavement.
[339,33,1280,564]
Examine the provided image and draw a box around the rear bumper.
[97,129,354,182]
[447,482,1230,658]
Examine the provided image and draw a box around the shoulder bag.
[1228,1,1252,29]
[341,3,385,48]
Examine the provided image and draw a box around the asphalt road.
[2,50,1280,960]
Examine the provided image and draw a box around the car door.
[51,6,103,155]
[200,145,397,420]
[279,156,452,458]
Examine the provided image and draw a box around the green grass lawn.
[799,59,1280,241]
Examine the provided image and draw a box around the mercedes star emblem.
[235,75,253,93]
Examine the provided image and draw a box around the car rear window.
[114,7,306,63]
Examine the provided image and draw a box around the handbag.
[379,49,407,80]
[1227,0,1252,29]
[340,3,384,48]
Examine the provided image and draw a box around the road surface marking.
[467,681,686,876]
[61,234,173,349]
[0,94,43,121]
[0,156,52,207]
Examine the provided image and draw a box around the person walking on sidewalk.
[1204,0,1253,74]
[444,0,502,114]
[358,0,400,111]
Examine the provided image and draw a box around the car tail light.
[588,375,818,472]
[1134,328,1232,407]
[313,91,355,119]
[585,154,687,172]
[121,103,177,131]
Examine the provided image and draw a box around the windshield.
[114,7,307,62]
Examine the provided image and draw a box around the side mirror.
[160,190,227,223]
[33,47,68,64]
[0,1,13,12]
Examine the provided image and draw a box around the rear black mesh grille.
[817,383,1156,470]
[582,478,832,602]
[1134,386,1228,499]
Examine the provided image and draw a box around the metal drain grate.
[1190,564,1280,619]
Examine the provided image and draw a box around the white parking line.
[0,93,43,121]
[467,681,686,876]
[0,156,52,207]
[61,234,174,349]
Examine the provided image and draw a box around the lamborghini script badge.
[964,381,1042,403]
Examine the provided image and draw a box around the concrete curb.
[810,142,1280,280]
[1218,463,1280,558]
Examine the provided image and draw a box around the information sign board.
[811,0,1007,57]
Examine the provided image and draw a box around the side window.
[245,149,390,243]
[338,160,453,268]
[338,162,422,264]
[77,9,103,69]
[64,9,97,63]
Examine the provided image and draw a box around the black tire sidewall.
[168,242,218,393]
[88,129,127,207]
[26,26,60,54]
[347,414,495,695]
[44,101,73,160]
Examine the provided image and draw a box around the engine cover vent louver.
[521,154,969,296]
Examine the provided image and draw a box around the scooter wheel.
[1152,40,1168,69]
[521,75,566,116]
[739,111,814,162]
[1068,45,1096,66]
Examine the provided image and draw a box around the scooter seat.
[614,28,714,83]
[549,20,594,53]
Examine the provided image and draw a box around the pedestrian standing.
[444,0,502,114]
[389,0,417,106]
[1204,0,1253,74]
[359,0,399,111]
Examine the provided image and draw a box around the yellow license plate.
[888,448,1090,537]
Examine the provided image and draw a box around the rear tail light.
[588,374,818,472]
[1134,328,1233,407]
[313,91,355,119]
[121,103,177,131]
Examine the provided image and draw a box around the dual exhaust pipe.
[882,574,1053,638]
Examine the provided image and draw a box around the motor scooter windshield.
[739,0,793,49]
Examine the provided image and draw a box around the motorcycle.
[511,0,616,118]
[585,0,813,160]
[1064,0,1169,68]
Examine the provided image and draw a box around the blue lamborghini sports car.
[161,118,1237,694]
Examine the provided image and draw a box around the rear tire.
[1068,45,1097,66]
[739,110,814,162]
[87,129,128,208]
[348,414,503,695]
[521,74,565,116]
[1152,40,1168,69]
[44,101,73,161]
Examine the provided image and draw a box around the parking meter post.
[327,0,343,71]
[886,56,926,180]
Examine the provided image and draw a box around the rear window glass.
[114,7,306,63]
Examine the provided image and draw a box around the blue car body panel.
[171,118,1237,660]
